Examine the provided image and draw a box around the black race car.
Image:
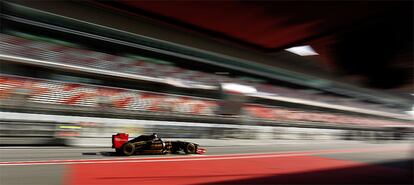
[112,133,206,156]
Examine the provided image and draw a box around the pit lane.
[0,141,412,185]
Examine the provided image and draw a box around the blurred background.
[0,1,413,185]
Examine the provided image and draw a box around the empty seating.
[0,75,409,127]
[0,75,218,115]
[0,33,404,114]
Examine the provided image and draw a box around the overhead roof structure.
[108,1,403,50]
[100,1,412,95]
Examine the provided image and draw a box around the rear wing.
[112,133,129,149]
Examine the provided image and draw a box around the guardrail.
[0,120,77,145]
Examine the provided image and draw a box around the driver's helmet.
[152,133,158,139]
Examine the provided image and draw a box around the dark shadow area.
[197,160,413,185]
[97,151,119,156]
[81,152,98,156]
[93,151,190,157]
[81,151,118,156]
[372,159,414,171]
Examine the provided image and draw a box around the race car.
[112,133,206,156]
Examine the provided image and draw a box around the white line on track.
[0,146,409,166]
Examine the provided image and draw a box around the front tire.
[184,143,196,154]
[122,142,135,156]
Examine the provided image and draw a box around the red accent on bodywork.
[196,148,206,154]
[112,133,129,149]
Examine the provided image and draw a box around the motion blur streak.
[66,154,411,185]
[0,146,408,166]
[0,1,413,185]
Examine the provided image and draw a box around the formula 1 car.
[112,133,206,156]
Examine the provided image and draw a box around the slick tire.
[122,142,135,156]
[184,143,196,154]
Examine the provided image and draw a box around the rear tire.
[122,142,135,156]
[184,143,196,154]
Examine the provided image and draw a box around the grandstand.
[1,33,410,118]
[0,75,411,128]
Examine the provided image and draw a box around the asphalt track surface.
[0,141,413,185]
